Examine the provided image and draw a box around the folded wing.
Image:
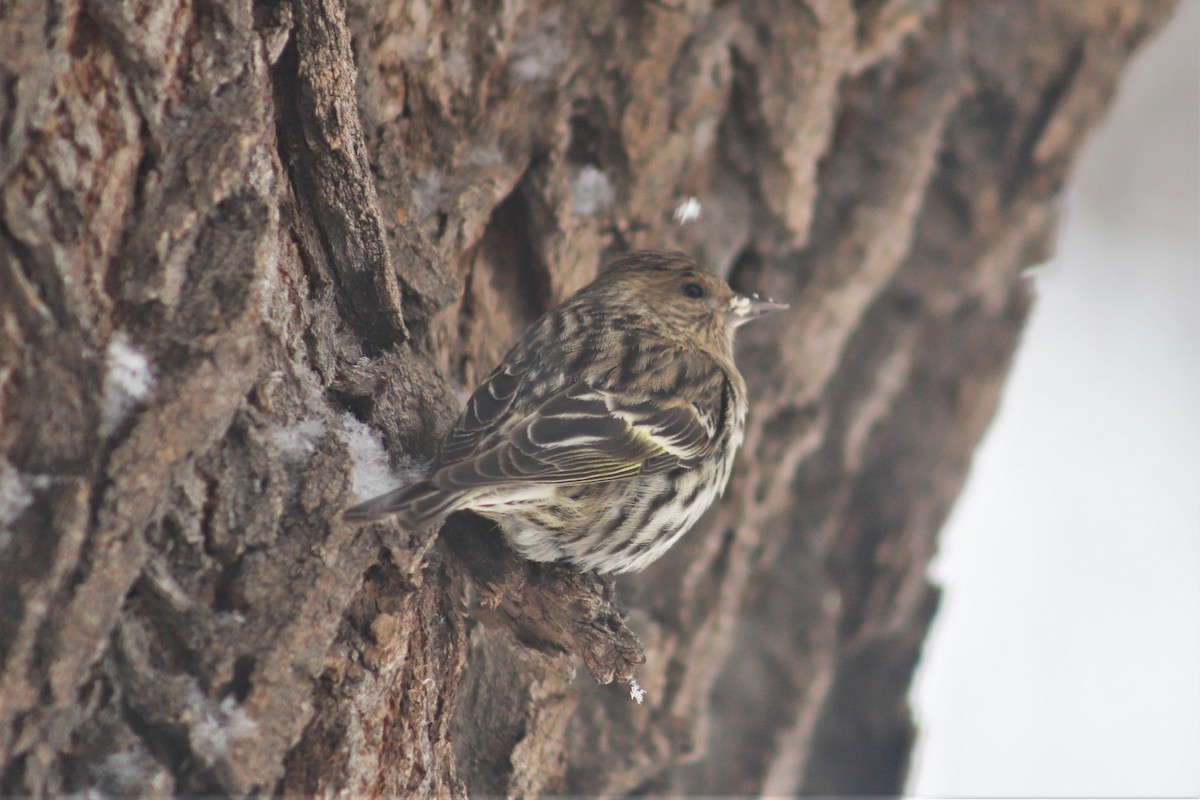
[433,381,715,491]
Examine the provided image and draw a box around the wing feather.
[437,363,525,465]
[430,381,716,492]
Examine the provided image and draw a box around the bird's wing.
[432,381,716,490]
[437,361,526,466]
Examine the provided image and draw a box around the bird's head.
[596,251,788,353]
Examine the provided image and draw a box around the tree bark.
[0,0,1176,795]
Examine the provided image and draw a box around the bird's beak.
[728,293,789,327]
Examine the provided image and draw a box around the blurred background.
[909,3,1199,796]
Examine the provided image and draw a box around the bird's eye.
[682,282,705,299]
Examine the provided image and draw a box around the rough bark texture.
[0,0,1175,795]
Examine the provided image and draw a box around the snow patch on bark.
[101,333,155,436]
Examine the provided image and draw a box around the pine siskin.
[345,250,786,574]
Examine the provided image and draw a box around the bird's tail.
[341,478,467,530]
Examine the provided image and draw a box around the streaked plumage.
[344,250,785,574]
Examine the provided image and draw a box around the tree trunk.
[0,0,1175,795]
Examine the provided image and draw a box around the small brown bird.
[345,250,786,574]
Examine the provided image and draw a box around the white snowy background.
[909,3,1199,796]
